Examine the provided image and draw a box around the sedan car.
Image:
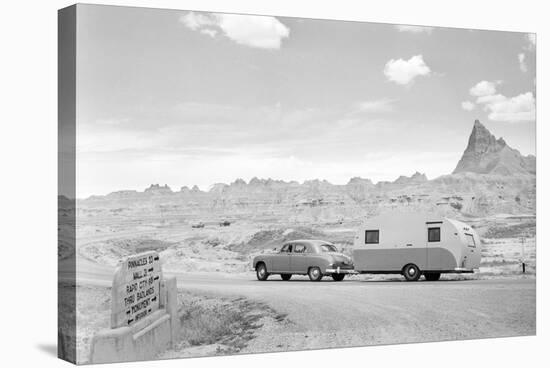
[252,239,355,281]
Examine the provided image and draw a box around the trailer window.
[365,230,379,244]
[465,234,476,247]
[428,227,440,242]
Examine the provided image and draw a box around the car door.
[290,243,310,274]
[272,243,292,272]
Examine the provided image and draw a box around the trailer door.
[426,222,443,271]
[462,233,479,269]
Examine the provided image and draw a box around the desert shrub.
[450,202,463,211]
[179,302,243,345]
[177,294,270,351]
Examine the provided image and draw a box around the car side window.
[280,244,292,253]
[294,244,306,253]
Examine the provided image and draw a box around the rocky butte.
[453,120,535,176]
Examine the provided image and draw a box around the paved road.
[178,273,536,351]
[59,256,536,350]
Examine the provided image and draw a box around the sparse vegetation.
[176,293,274,351]
[70,286,282,363]
[484,222,536,238]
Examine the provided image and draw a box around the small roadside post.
[520,235,526,274]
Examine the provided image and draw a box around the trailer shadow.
[254,275,477,283]
[360,278,474,283]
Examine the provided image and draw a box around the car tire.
[424,272,441,281]
[308,266,323,282]
[256,263,269,281]
[281,274,292,281]
[331,273,345,282]
[402,264,421,281]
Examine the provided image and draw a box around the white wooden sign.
[110,251,162,328]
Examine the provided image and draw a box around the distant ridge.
[100,171,429,197]
[453,120,535,175]
[76,119,536,216]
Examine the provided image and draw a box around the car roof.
[283,239,334,246]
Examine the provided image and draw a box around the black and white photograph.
[55,3,540,365]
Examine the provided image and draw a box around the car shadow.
[257,276,476,283]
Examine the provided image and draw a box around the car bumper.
[325,267,357,274]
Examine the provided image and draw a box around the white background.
[0,0,546,367]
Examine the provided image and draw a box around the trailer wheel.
[331,274,345,282]
[256,263,269,281]
[402,264,421,281]
[424,272,441,281]
[281,274,292,281]
[308,267,323,282]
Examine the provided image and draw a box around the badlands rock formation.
[453,120,536,175]
[78,120,535,220]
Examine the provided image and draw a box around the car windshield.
[320,244,337,252]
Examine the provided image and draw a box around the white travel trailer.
[353,212,481,281]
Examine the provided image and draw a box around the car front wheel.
[256,263,269,281]
[331,274,345,281]
[308,267,323,282]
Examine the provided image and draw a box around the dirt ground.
[65,212,536,363]
[76,214,536,278]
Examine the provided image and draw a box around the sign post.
[90,251,179,363]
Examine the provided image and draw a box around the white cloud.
[395,25,434,34]
[179,12,217,31]
[383,55,431,85]
[484,92,536,123]
[461,101,475,111]
[518,53,527,72]
[179,11,289,49]
[467,80,535,123]
[475,93,506,105]
[200,29,218,38]
[216,14,290,49]
[469,80,498,97]
[355,99,395,113]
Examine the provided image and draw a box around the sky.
[73,4,536,198]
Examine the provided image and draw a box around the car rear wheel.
[331,273,345,281]
[281,274,292,281]
[256,263,269,281]
[308,267,323,282]
[402,264,421,281]
[424,272,441,281]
